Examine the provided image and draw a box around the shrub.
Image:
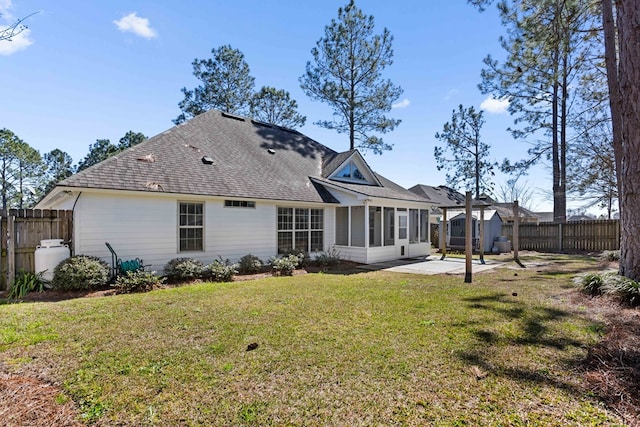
[163,258,203,282]
[51,255,110,291]
[203,257,238,282]
[573,272,606,296]
[600,250,620,262]
[314,247,342,267]
[280,250,309,267]
[602,274,640,306]
[113,270,164,294]
[270,254,302,276]
[8,271,45,299]
[238,254,264,274]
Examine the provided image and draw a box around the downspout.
[70,192,82,256]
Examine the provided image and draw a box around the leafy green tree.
[76,139,119,172]
[434,105,496,199]
[175,45,255,124]
[76,131,147,172]
[117,131,147,150]
[0,129,44,210]
[13,142,43,208]
[250,86,307,129]
[43,149,74,194]
[473,0,599,223]
[300,0,403,154]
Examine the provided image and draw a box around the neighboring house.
[37,110,434,267]
[440,208,503,252]
[534,212,555,223]
[408,184,465,222]
[567,214,596,221]
[475,194,539,224]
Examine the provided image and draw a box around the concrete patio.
[356,255,504,275]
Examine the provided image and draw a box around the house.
[408,184,465,222]
[439,208,503,252]
[475,194,539,224]
[36,110,434,268]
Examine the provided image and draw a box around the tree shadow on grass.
[456,292,606,411]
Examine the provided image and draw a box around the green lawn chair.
[105,242,146,280]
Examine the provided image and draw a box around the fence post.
[6,213,15,290]
[513,200,520,264]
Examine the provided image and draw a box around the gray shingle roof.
[408,184,465,207]
[312,174,429,202]
[56,110,427,204]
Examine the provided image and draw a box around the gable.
[327,152,379,186]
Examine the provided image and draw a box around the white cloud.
[0,0,13,17]
[480,96,509,114]
[113,12,157,39]
[392,98,410,109]
[0,27,33,55]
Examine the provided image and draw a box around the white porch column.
[364,202,370,248]
[347,206,352,247]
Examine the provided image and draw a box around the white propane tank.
[35,239,70,282]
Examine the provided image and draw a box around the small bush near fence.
[600,250,620,262]
[51,255,110,291]
[574,271,640,306]
[8,271,46,299]
[573,272,607,296]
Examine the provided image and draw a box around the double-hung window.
[277,207,323,254]
[179,202,204,252]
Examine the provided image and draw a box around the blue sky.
[2,0,562,211]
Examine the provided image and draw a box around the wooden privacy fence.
[1,209,73,290]
[502,219,620,252]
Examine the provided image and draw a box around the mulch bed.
[0,373,83,426]
[581,302,640,426]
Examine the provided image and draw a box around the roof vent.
[267,148,276,155]
[201,156,215,165]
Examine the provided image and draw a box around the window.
[384,207,394,246]
[179,202,203,252]
[278,207,323,254]
[333,161,367,183]
[369,206,382,247]
[409,209,419,243]
[224,200,255,208]
[398,215,408,240]
[420,210,429,243]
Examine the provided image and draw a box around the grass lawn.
[0,254,626,426]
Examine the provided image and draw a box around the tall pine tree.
[300,0,403,154]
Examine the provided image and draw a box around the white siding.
[71,192,334,271]
[73,193,182,270]
[207,201,275,262]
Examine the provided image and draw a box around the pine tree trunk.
[617,0,640,280]
[602,0,624,205]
